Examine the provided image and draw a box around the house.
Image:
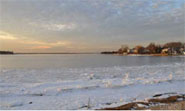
[127,49,134,54]
[132,48,138,54]
[180,48,185,54]
[143,49,150,54]
[161,48,169,54]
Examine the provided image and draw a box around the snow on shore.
[0,62,184,109]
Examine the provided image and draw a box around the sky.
[0,0,184,53]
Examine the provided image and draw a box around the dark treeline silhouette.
[101,42,185,55]
[0,51,14,55]
[101,51,118,54]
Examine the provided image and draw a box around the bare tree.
[135,45,145,54]
[146,43,157,54]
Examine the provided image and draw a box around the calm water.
[0,54,184,69]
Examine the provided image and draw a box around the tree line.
[101,42,185,55]
[0,51,14,54]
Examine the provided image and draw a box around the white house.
[162,48,169,54]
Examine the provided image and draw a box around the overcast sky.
[0,0,184,52]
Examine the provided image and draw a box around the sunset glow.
[0,0,184,53]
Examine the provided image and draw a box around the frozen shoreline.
[0,55,184,110]
[0,80,185,110]
[113,53,185,57]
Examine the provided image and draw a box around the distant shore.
[108,53,185,57]
[0,52,99,55]
[14,53,98,54]
[0,51,14,55]
[101,42,185,56]
[0,53,185,56]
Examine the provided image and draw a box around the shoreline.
[100,93,185,110]
[111,53,185,57]
[1,53,185,57]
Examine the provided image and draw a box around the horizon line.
[14,52,100,54]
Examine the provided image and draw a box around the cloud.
[0,31,72,51]
[18,39,71,47]
[0,31,17,40]
[49,41,71,46]
[0,0,184,52]
[48,23,76,31]
[30,46,51,49]
[29,22,76,31]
